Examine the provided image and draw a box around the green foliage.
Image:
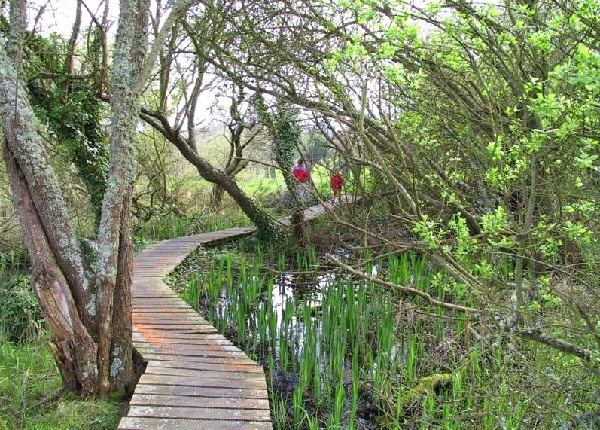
[238,170,287,197]
[254,96,302,197]
[27,79,108,219]
[22,31,108,220]
[0,274,44,344]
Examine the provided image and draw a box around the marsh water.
[176,245,456,429]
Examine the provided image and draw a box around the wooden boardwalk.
[117,227,271,430]
[118,201,345,429]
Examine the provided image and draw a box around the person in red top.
[330,169,344,202]
[292,159,310,202]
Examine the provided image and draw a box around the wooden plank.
[134,325,219,333]
[138,374,266,389]
[143,366,266,380]
[118,417,272,430]
[133,317,207,324]
[130,394,269,409]
[134,331,220,338]
[145,360,263,373]
[134,384,268,399]
[135,349,253,362]
[131,354,257,366]
[134,320,213,328]
[132,305,200,311]
[134,337,235,347]
[134,344,243,355]
[134,327,219,336]
[127,405,271,421]
[132,292,180,298]
[133,332,225,341]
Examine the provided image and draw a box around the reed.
[176,244,590,429]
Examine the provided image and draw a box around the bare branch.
[326,255,483,314]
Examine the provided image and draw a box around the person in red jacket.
[292,159,310,202]
[330,169,344,202]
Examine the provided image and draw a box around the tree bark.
[110,186,134,392]
[2,139,98,394]
[95,0,150,395]
[1,0,198,397]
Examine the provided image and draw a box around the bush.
[0,274,44,343]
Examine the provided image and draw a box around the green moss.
[400,373,453,407]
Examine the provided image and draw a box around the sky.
[30,0,116,36]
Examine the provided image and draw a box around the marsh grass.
[134,209,251,242]
[176,245,598,429]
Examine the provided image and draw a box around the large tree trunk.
[1,24,100,393]
[110,186,135,392]
[2,139,99,394]
[95,0,151,395]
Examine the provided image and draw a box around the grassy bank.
[0,335,124,430]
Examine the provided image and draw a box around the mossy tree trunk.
[254,95,306,244]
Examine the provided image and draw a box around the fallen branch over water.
[519,329,594,363]
[326,255,483,314]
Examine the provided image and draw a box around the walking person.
[292,158,310,203]
[330,169,344,203]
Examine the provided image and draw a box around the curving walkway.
[117,227,271,430]
[118,201,345,429]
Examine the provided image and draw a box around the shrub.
[0,274,44,343]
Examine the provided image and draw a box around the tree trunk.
[3,139,99,394]
[210,184,226,209]
[95,0,150,396]
[110,186,134,392]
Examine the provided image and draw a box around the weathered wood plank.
[143,366,265,380]
[133,332,225,341]
[134,322,214,328]
[134,337,235,347]
[134,384,269,399]
[118,417,272,429]
[127,405,271,421]
[138,374,266,389]
[144,360,263,373]
[133,317,208,324]
[131,353,257,366]
[134,346,245,357]
[133,305,201,310]
[129,394,270,409]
